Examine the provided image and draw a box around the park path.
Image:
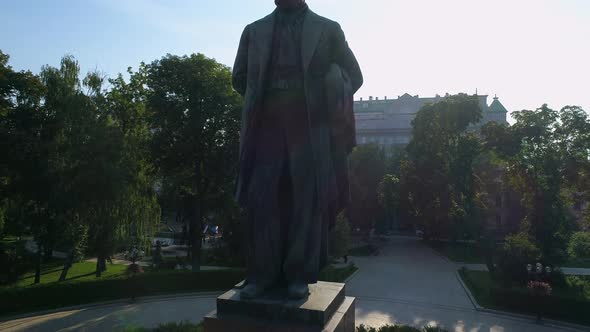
[1,236,586,332]
[347,236,585,331]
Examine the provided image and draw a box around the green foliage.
[356,324,448,332]
[13,262,126,287]
[483,105,588,263]
[349,144,387,231]
[495,232,540,285]
[122,321,203,332]
[0,269,245,316]
[376,175,400,234]
[152,321,203,332]
[568,232,590,260]
[329,211,352,258]
[566,276,590,299]
[461,270,590,326]
[403,94,483,239]
[318,264,357,283]
[146,54,242,270]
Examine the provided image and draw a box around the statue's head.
[275,0,305,10]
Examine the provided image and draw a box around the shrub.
[0,269,245,316]
[355,324,448,332]
[330,211,352,259]
[123,321,203,332]
[490,286,590,325]
[566,276,590,298]
[153,321,203,332]
[568,232,590,260]
[0,240,29,285]
[422,327,447,332]
[495,232,540,285]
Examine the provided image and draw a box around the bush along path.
[459,269,590,327]
[123,321,448,332]
[0,262,357,317]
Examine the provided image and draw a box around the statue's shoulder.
[307,10,342,31]
[249,11,276,27]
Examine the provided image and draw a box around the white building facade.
[354,93,509,147]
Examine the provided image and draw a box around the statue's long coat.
[232,9,363,228]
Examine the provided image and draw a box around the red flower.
[527,281,552,296]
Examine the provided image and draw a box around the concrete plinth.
[204,281,355,332]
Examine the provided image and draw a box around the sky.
[1,0,590,122]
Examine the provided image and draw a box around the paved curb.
[455,269,590,332]
[344,264,361,284]
[0,291,222,324]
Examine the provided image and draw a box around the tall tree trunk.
[59,250,74,282]
[34,244,42,284]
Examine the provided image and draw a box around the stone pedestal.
[204,281,355,332]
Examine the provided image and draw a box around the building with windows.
[354,93,509,147]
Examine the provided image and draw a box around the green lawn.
[319,264,358,283]
[14,261,127,287]
[427,241,484,264]
[1,268,246,317]
[459,269,590,326]
[0,236,20,246]
[0,259,357,317]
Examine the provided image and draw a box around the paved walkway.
[2,237,586,331]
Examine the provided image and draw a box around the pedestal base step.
[216,281,346,326]
[204,296,355,332]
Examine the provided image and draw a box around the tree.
[0,50,47,283]
[377,174,400,233]
[38,56,160,279]
[402,94,482,239]
[146,54,241,271]
[329,211,352,259]
[568,232,590,260]
[482,104,590,263]
[348,144,387,231]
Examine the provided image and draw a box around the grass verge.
[319,264,358,282]
[0,261,357,317]
[0,269,245,317]
[459,269,590,326]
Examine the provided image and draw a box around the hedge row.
[490,286,590,325]
[0,269,245,317]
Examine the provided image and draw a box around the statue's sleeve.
[332,23,363,94]
[232,24,250,97]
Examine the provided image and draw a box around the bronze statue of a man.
[232,0,363,300]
